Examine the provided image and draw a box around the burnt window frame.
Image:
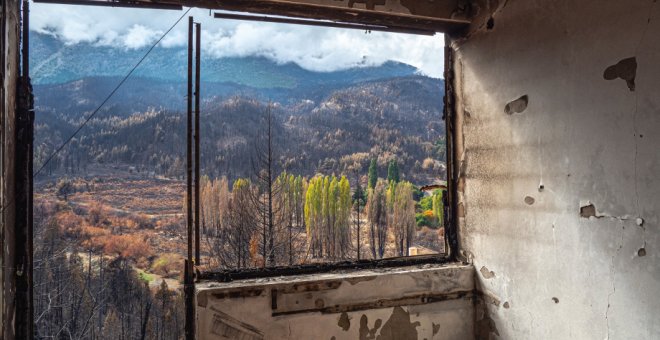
[23,3,458,282]
[11,2,465,338]
[197,34,458,282]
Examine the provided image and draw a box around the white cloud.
[30,4,444,77]
[123,24,162,49]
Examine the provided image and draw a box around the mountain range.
[31,32,446,184]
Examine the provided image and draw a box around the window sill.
[196,262,475,339]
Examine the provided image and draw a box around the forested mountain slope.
[35,76,446,183]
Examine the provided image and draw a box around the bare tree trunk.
[140,300,152,340]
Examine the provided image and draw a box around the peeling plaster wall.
[453,0,660,339]
[196,264,474,339]
[1,0,20,338]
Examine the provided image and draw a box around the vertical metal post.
[184,16,195,340]
[186,16,193,271]
[194,22,201,266]
[355,171,361,261]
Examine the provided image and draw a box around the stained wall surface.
[196,264,475,340]
[452,0,660,339]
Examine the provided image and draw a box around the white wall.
[453,0,660,338]
[196,264,474,340]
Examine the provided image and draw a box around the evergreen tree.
[353,174,366,260]
[368,158,378,189]
[387,159,400,183]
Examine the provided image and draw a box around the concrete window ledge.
[196,263,475,340]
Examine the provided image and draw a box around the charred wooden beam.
[443,40,459,260]
[32,0,182,10]
[184,259,195,340]
[271,290,474,317]
[213,12,435,35]
[176,0,470,33]
[198,254,452,283]
[14,1,34,338]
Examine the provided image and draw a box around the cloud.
[30,4,444,77]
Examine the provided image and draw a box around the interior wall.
[196,265,475,340]
[453,0,660,338]
[1,0,20,338]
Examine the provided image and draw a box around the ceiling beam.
[174,0,470,33]
[32,0,470,33]
[213,12,436,35]
[32,0,182,10]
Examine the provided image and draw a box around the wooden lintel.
[173,0,470,33]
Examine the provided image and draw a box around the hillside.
[32,30,446,184]
[34,75,446,184]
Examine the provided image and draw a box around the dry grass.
[36,172,187,282]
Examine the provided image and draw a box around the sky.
[30,4,445,77]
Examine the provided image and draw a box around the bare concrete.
[196,264,474,339]
[451,0,660,338]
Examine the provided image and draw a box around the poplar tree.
[387,159,400,183]
[432,190,444,227]
[390,181,416,256]
[337,176,351,258]
[304,175,351,259]
[366,179,387,259]
[368,158,378,189]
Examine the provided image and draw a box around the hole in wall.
[638,248,646,257]
[524,196,535,205]
[552,297,559,304]
[505,95,528,114]
[580,204,597,218]
[480,266,496,279]
[487,17,495,29]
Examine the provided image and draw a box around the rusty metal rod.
[194,22,201,266]
[213,12,436,36]
[185,15,195,340]
[26,0,35,333]
[186,15,193,278]
[32,0,182,10]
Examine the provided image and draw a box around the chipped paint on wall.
[452,0,660,339]
[196,264,475,339]
[603,57,637,91]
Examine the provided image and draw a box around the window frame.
[198,34,458,282]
